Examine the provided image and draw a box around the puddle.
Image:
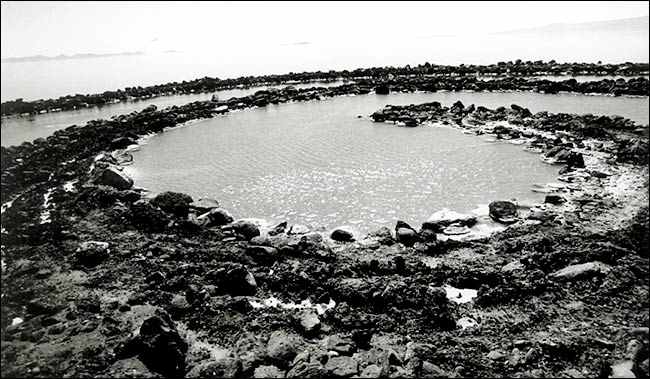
[444,285,478,304]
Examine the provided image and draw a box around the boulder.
[331,226,355,242]
[297,233,332,257]
[551,261,612,281]
[254,365,284,378]
[395,221,419,247]
[136,310,188,377]
[246,245,278,264]
[267,330,299,363]
[207,208,234,226]
[324,356,359,377]
[75,241,110,267]
[102,357,156,378]
[186,359,243,378]
[98,167,134,190]
[327,335,356,355]
[375,84,390,95]
[289,224,310,235]
[422,209,478,232]
[110,136,138,150]
[488,201,519,224]
[142,104,158,113]
[231,220,261,240]
[298,309,321,335]
[151,191,194,218]
[544,195,566,205]
[286,362,328,378]
[189,198,220,213]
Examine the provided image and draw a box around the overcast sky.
[1,1,649,58]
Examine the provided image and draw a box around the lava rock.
[186,358,243,378]
[552,261,612,281]
[136,310,188,377]
[422,209,478,232]
[267,330,299,363]
[75,241,110,267]
[207,208,234,226]
[151,191,193,218]
[488,201,519,224]
[330,226,355,242]
[324,356,359,377]
[97,167,134,190]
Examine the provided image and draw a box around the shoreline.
[2,60,648,117]
[1,84,648,378]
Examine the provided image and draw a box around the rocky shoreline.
[2,61,648,117]
[1,83,649,378]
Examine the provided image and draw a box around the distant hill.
[1,51,145,63]
[495,15,649,35]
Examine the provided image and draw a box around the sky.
[1,1,649,58]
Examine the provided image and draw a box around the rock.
[207,208,234,226]
[422,361,448,377]
[297,233,332,257]
[551,261,612,281]
[98,167,134,190]
[110,136,137,150]
[327,335,356,355]
[35,269,53,279]
[442,225,471,235]
[324,356,359,377]
[422,209,478,232]
[254,365,284,378]
[375,84,390,95]
[189,198,220,213]
[221,267,257,296]
[136,310,188,377]
[360,364,382,378]
[142,104,158,113]
[289,224,310,235]
[286,362,328,378]
[368,227,395,245]
[487,350,506,360]
[246,245,278,264]
[151,191,193,218]
[231,220,261,240]
[169,294,191,318]
[396,228,418,247]
[501,260,525,272]
[269,221,288,236]
[544,195,566,205]
[186,359,243,378]
[267,330,299,363]
[26,300,57,316]
[331,226,355,242]
[75,241,110,267]
[249,235,272,246]
[298,309,321,335]
[488,201,519,224]
[103,357,157,378]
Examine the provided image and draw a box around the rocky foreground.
[1,84,649,378]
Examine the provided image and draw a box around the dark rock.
[297,233,332,257]
[136,310,188,377]
[331,227,355,242]
[267,330,299,363]
[97,167,134,190]
[488,201,519,224]
[151,191,193,218]
[142,104,158,113]
[75,241,110,267]
[207,208,234,226]
[375,84,390,95]
[231,220,261,240]
[368,227,395,245]
[395,223,419,247]
[422,210,478,232]
[110,136,138,150]
[246,245,278,264]
[544,195,566,205]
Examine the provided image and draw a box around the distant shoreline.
[1,51,145,63]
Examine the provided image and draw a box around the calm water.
[124,93,564,232]
[0,81,348,147]
[2,90,648,148]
